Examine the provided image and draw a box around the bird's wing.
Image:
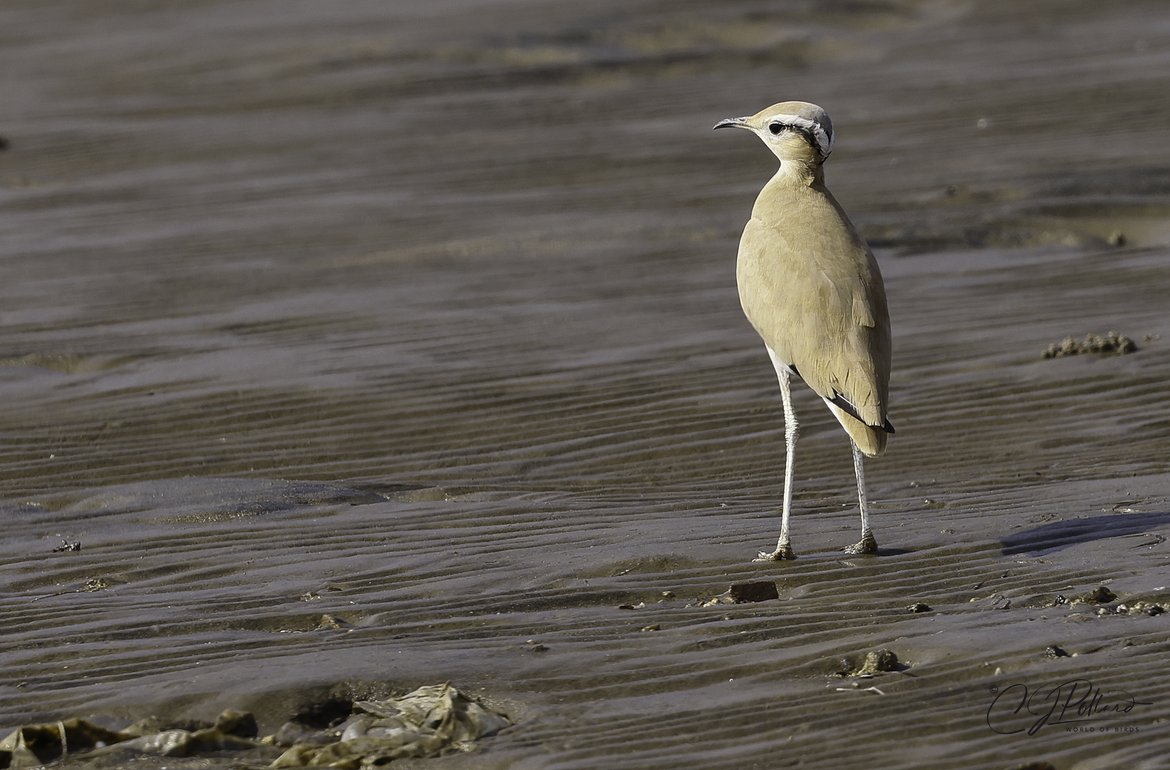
[736,199,891,431]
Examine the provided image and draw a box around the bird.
[714,101,893,561]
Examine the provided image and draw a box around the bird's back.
[736,177,891,455]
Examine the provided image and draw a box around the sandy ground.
[2,1,1170,768]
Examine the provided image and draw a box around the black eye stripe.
[768,121,826,154]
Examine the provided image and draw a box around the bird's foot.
[843,531,878,555]
[754,543,797,561]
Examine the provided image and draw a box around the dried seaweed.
[0,684,509,769]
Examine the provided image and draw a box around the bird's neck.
[769,159,824,188]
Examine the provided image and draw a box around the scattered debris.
[524,639,549,653]
[313,614,351,631]
[971,593,1012,610]
[1115,601,1165,616]
[1044,645,1070,658]
[51,538,81,553]
[617,602,645,610]
[30,577,118,603]
[907,602,932,613]
[1061,587,1169,616]
[81,577,112,592]
[640,624,661,632]
[1043,330,1137,359]
[0,684,510,769]
[834,683,886,695]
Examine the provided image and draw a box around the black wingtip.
[825,392,861,423]
[829,391,895,434]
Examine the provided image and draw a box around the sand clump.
[1043,330,1137,358]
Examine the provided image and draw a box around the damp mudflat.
[2,1,1170,768]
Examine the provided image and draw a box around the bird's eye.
[768,122,784,135]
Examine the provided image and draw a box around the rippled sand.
[3,1,1170,768]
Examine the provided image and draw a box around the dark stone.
[729,581,779,603]
[214,709,258,739]
[1085,586,1117,604]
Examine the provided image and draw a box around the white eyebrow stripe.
[771,113,833,156]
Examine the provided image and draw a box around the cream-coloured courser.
[714,101,893,561]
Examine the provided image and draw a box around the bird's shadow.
[1000,511,1170,556]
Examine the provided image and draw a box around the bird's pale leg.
[845,441,878,555]
[757,350,798,561]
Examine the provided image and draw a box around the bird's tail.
[824,401,891,457]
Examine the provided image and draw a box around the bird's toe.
[843,532,878,555]
[754,545,797,562]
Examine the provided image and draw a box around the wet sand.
[2,1,1170,768]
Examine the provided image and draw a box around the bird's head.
[714,101,834,166]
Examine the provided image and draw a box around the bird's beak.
[713,117,750,131]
